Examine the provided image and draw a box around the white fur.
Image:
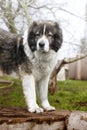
[36,75,55,111]
[37,35,49,52]
[22,74,43,113]
[23,30,34,60]
[22,30,58,113]
[43,25,46,34]
[37,25,49,52]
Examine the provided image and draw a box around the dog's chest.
[31,53,57,80]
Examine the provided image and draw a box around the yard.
[0,76,87,111]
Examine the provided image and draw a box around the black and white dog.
[0,21,63,113]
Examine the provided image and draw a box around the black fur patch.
[0,37,27,74]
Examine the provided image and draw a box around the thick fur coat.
[0,21,63,113]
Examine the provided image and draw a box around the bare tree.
[0,0,58,33]
[0,0,37,33]
[0,0,18,33]
[80,4,87,54]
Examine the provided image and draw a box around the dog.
[0,21,63,113]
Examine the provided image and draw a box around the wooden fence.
[68,57,87,80]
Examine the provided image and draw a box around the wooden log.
[0,80,14,89]
[0,107,87,130]
[0,106,69,130]
[0,80,12,84]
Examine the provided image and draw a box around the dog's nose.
[39,42,45,48]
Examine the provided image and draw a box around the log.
[0,80,12,84]
[0,80,14,89]
[0,106,87,130]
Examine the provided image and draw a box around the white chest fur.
[31,51,57,81]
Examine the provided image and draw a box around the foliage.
[0,76,87,111]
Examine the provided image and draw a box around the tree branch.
[55,53,87,75]
[0,0,17,33]
[17,0,31,23]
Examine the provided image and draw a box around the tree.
[0,0,31,33]
[80,4,87,54]
[0,0,58,33]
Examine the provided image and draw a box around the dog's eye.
[35,32,40,37]
[48,32,53,37]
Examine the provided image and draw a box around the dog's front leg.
[37,76,55,111]
[22,74,43,113]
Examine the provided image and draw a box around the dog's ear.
[29,21,38,32]
[54,22,63,47]
[50,22,63,52]
[32,21,38,27]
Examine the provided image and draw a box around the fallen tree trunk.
[0,80,14,89]
[0,106,87,130]
[0,80,12,84]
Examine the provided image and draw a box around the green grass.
[0,76,87,111]
[49,80,87,111]
[0,76,26,107]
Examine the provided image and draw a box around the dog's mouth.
[39,49,48,53]
[37,46,49,53]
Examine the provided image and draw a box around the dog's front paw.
[28,106,43,113]
[44,106,55,111]
[42,100,55,111]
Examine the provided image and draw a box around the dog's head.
[27,21,63,53]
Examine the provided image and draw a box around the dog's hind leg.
[22,74,43,113]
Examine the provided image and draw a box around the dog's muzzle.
[39,41,45,49]
[37,36,49,52]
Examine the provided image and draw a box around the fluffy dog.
[0,21,63,113]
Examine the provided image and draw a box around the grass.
[0,76,87,111]
[49,80,87,111]
[0,76,26,107]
